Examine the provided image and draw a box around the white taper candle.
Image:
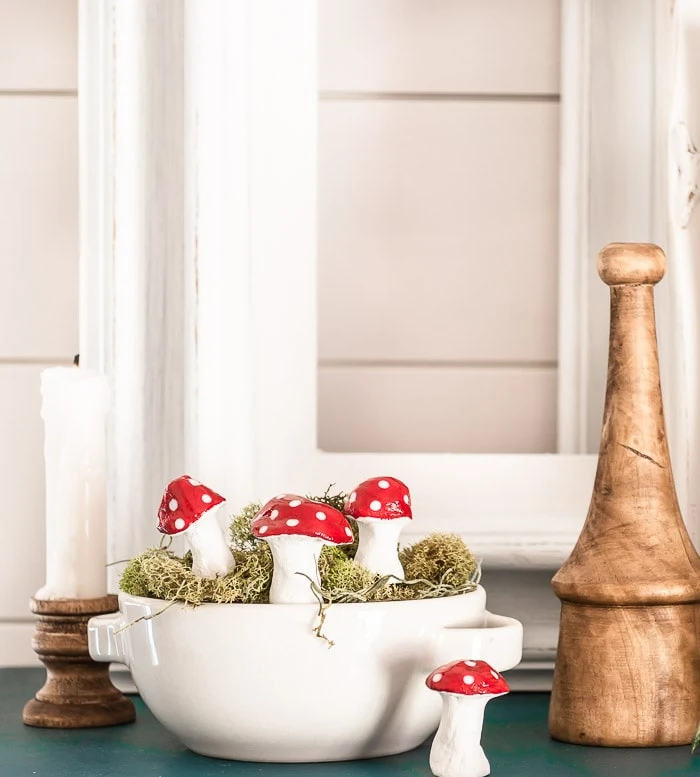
[35,367,109,600]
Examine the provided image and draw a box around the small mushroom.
[426,659,510,777]
[344,476,412,579]
[157,475,235,579]
[251,495,353,603]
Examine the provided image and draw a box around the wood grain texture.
[22,596,135,729]
[549,243,700,746]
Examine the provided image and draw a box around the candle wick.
[73,354,80,367]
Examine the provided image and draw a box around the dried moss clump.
[319,545,376,594]
[399,533,477,588]
[119,545,273,604]
[118,549,154,598]
[229,501,263,552]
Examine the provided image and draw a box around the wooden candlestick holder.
[22,595,136,729]
[549,243,700,746]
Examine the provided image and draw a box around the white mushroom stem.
[429,694,495,777]
[266,536,325,604]
[184,506,235,578]
[354,517,409,579]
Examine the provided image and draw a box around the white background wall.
[0,0,78,664]
[318,0,562,455]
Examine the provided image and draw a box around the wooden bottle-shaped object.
[549,243,700,746]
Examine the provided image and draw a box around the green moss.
[400,533,477,588]
[319,546,376,594]
[229,501,263,552]
[119,545,273,604]
[117,551,153,598]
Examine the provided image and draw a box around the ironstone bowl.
[88,586,522,762]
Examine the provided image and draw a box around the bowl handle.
[88,612,129,667]
[429,611,523,673]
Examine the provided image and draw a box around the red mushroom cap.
[259,493,306,510]
[425,659,509,696]
[157,475,225,535]
[251,496,353,545]
[344,476,412,521]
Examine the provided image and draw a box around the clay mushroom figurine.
[157,475,235,579]
[426,659,509,777]
[251,495,353,603]
[344,476,412,579]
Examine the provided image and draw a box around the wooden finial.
[597,242,666,286]
[549,242,700,746]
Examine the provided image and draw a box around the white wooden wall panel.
[318,1,560,455]
[0,2,77,666]
[0,366,46,618]
[319,0,560,94]
[319,366,557,453]
[0,97,78,358]
[0,625,38,667]
[318,100,559,365]
[0,0,77,91]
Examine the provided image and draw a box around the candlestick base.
[22,595,136,729]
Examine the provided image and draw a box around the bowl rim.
[117,584,485,613]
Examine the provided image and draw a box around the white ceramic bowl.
[88,586,522,762]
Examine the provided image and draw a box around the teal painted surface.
[1,668,698,776]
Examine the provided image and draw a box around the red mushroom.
[344,476,412,578]
[157,475,234,579]
[251,496,353,603]
[425,659,509,777]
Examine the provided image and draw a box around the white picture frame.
[77,0,689,580]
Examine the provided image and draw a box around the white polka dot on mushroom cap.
[169,498,178,511]
[463,675,475,685]
[345,527,353,537]
[202,494,212,504]
[286,518,300,527]
[270,509,279,519]
[465,660,476,667]
[432,672,443,683]
[348,492,357,503]
[490,670,499,679]
[369,500,382,511]
[188,478,201,486]
[378,480,390,489]
[403,494,410,504]
[316,511,326,520]
[258,525,268,534]
[289,499,302,507]
[174,518,186,531]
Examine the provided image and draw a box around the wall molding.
[557,0,591,455]
[664,0,700,547]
